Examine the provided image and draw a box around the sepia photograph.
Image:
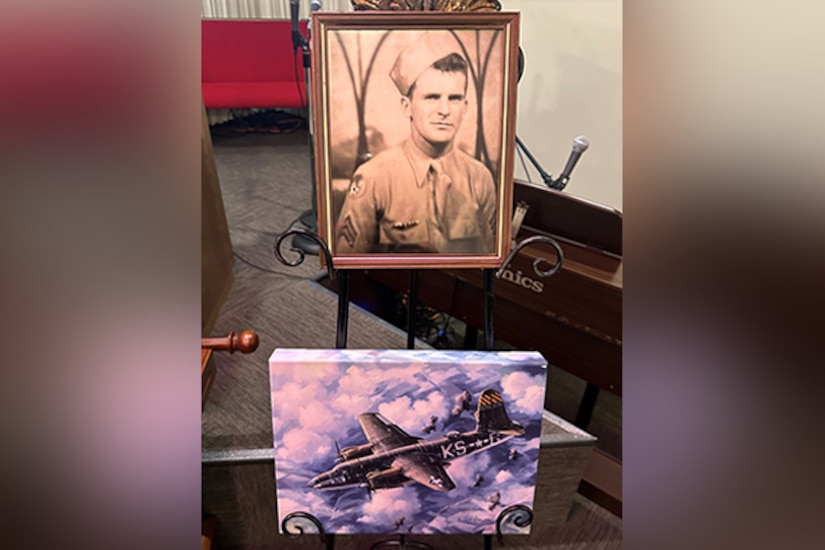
[269,348,547,534]
[311,13,520,268]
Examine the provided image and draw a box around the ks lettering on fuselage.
[440,432,502,459]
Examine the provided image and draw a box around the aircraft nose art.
[309,472,332,488]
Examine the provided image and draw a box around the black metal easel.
[265,227,564,548]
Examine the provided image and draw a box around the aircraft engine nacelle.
[339,443,373,461]
[366,467,408,491]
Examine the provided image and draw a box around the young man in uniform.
[335,32,497,254]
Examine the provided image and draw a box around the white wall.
[508,1,622,210]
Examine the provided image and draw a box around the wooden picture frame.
[311,12,519,269]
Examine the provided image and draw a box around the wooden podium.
[201,101,234,335]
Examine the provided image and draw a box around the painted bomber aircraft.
[309,389,524,493]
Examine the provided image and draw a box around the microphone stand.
[515,135,583,191]
[513,47,586,192]
[290,3,321,255]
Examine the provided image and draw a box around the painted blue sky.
[269,349,547,535]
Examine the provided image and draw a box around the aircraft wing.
[392,454,456,492]
[358,413,420,452]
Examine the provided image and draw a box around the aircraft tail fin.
[475,389,525,435]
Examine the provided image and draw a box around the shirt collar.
[404,140,456,188]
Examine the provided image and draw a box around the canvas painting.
[269,349,547,535]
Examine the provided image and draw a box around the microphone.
[308,0,322,39]
[554,135,590,190]
[290,0,301,51]
[311,0,322,9]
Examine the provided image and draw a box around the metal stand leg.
[483,269,495,351]
[406,270,418,350]
[291,37,320,256]
[464,325,478,350]
[336,271,350,349]
[574,382,599,428]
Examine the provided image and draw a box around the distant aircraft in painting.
[309,389,524,493]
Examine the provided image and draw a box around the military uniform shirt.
[335,139,496,254]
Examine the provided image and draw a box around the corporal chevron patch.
[340,215,358,248]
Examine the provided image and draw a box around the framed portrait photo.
[311,12,520,269]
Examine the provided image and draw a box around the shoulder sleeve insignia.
[348,174,367,199]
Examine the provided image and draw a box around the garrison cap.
[389,32,464,96]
